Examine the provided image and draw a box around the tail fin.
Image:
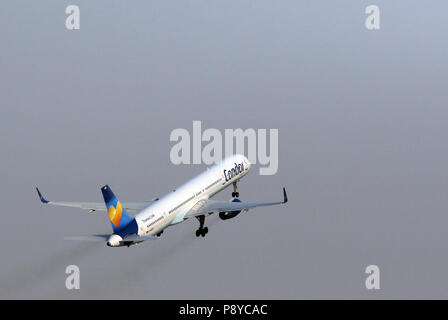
[101,185,133,233]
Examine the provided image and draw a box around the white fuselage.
[134,154,251,236]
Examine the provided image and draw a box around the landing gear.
[232,181,239,198]
[195,227,208,237]
[157,230,164,237]
[195,215,209,237]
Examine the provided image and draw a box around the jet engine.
[219,198,242,220]
[107,234,123,247]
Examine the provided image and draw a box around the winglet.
[283,187,288,203]
[36,187,49,204]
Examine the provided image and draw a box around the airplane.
[36,154,288,247]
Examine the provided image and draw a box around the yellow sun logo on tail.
[108,201,123,227]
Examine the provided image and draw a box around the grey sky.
[0,1,447,299]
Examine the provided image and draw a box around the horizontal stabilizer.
[122,234,159,242]
[64,234,110,241]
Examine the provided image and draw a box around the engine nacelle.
[219,198,242,220]
[107,234,123,247]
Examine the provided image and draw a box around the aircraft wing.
[36,187,153,214]
[64,234,158,245]
[184,188,288,218]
